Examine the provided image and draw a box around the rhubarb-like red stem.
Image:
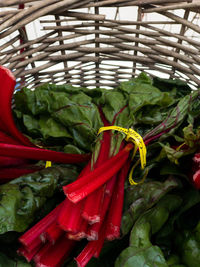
[87,174,117,241]
[58,199,84,233]
[67,219,88,240]
[75,225,106,267]
[34,236,76,267]
[41,222,64,244]
[0,156,28,167]
[65,144,132,203]
[19,202,63,248]
[75,241,97,267]
[0,165,43,183]
[82,130,111,224]
[0,66,33,146]
[0,130,23,145]
[18,243,43,262]
[81,186,104,224]
[105,160,131,240]
[0,143,90,164]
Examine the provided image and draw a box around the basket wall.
[0,0,200,89]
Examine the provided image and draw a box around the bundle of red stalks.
[18,124,133,267]
[0,66,89,183]
[1,65,136,267]
[0,65,133,267]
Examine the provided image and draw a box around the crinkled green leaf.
[119,73,174,115]
[99,91,127,124]
[153,77,191,98]
[23,114,40,136]
[52,99,102,151]
[0,252,31,267]
[14,85,103,151]
[175,226,200,267]
[134,105,169,125]
[0,166,78,234]
[154,189,200,252]
[39,115,72,139]
[64,144,83,154]
[116,195,181,267]
[121,178,179,235]
[115,245,168,267]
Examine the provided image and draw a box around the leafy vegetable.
[1,72,200,267]
[0,166,79,234]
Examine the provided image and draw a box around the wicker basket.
[1,0,200,89]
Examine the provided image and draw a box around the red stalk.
[18,243,43,262]
[87,175,117,240]
[82,186,105,224]
[75,241,97,267]
[0,66,33,146]
[65,144,132,203]
[19,202,63,248]
[58,162,92,233]
[75,226,106,267]
[41,222,64,244]
[0,143,90,164]
[58,199,84,233]
[93,225,107,258]
[105,161,131,240]
[67,219,88,240]
[24,236,43,253]
[0,156,28,167]
[34,242,53,264]
[34,236,76,267]
[0,130,23,145]
[63,146,131,195]
[0,165,42,183]
[81,130,111,224]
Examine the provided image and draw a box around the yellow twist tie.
[98,126,148,185]
[45,161,52,168]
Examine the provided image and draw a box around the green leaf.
[0,166,78,234]
[23,114,40,136]
[39,115,72,139]
[153,77,191,98]
[0,252,31,267]
[121,177,179,235]
[176,229,200,267]
[116,194,182,267]
[115,245,168,267]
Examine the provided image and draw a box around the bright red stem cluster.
[18,124,133,267]
[0,66,90,183]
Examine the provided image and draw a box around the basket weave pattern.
[0,0,200,88]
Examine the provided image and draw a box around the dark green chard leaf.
[120,73,174,114]
[116,195,182,267]
[14,85,103,151]
[175,221,200,267]
[11,74,200,267]
[0,166,79,234]
[0,252,31,267]
[153,77,192,98]
[157,188,200,238]
[121,177,179,235]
